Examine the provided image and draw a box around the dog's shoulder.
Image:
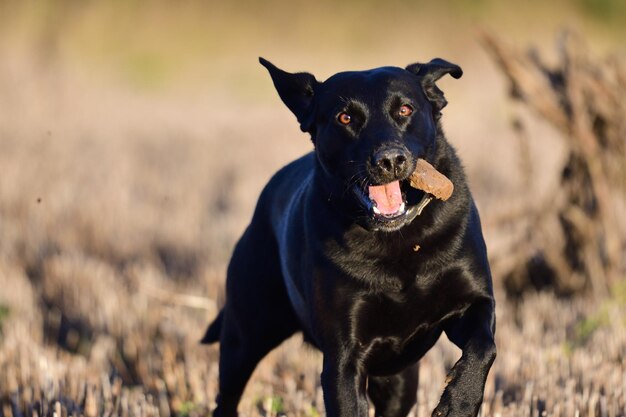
[250,152,317,240]
[264,152,314,192]
[255,152,314,208]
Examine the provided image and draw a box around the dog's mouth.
[367,180,406,217]
[352,178,428,231]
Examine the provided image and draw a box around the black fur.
[203,58,496,417]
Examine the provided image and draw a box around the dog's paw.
[432,404,449,417]
[432,390,478,417]
[432,402,470,417]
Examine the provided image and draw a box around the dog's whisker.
[342,170,369,198]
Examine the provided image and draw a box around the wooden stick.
[408,159,454,201]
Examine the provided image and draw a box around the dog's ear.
[260,58,319,132]
[406,58,463,117]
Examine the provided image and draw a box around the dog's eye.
[399,105,413,116]
[337,112,352,125]
[398,105,413,117]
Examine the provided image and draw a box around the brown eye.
[338,112,352,125]
[399,105,413,117]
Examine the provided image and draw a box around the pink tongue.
[368,181,403,215]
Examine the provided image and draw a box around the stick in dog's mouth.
[408,159,454,201]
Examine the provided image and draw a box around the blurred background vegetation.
[0,1,626,417]
[0,0,625,91]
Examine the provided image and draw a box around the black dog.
[202,57,496,417]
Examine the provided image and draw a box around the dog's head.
[260,58,462,232]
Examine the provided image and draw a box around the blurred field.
[1,1,626,417]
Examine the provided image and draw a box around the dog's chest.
[348,286,469,372]
[353,288,456,339]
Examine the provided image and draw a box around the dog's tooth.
[399,202,406,213]
[373,206,381,215]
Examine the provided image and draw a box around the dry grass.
[1,4,626,416]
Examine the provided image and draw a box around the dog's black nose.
[372,147,410,179]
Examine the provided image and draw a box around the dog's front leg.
[321,351,369,417]
[433,300,496,417]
